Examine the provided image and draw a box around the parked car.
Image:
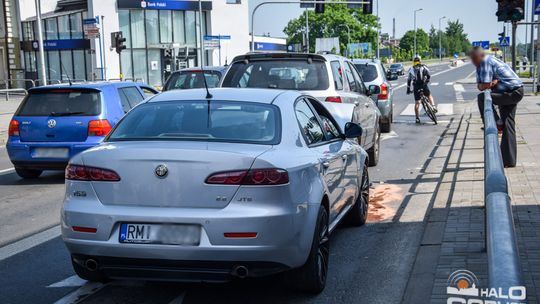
[6,82,158,178]
[353,59,394,133]
[61,88,370,294]
[221,52,381,166]
[387,63,405,77]
[162,66,227,91]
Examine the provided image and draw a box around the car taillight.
[206,169,289,185]
[88,119,112,136]
[65,164,121,181]
[8,120,19,136]
[378,83,389,100]
[325,96,342,103]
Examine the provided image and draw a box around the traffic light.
[347,0,373,14]
[314,0,324,14]
[496,0,524,22]
[111,31,126,54]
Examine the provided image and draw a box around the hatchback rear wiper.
[50,111,86,116]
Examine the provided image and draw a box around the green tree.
[429,24,449,58]
[283,4,378,55]
[399,29,430,57]
[445,19,470,55]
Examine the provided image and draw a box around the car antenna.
[201,68,213,99]
[59,60,72,86]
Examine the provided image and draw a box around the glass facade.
[119,9,207,87]
[21,11,90,82]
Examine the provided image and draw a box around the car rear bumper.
[6,139,101,170]
[61,187,319,279]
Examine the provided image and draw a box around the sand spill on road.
[368,184,402,223]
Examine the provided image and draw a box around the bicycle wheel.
[421,96,437,124]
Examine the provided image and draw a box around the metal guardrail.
[483,90,524,293]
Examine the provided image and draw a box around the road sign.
[204,35,231,41]
[535,0,540,15]
[83,18,98,25]
[472,41,490,50]
[203,40,220,49]
[84,25,100,39]
[499,36,510,47]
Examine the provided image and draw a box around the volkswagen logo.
[47,119,57,129]
[154,164,168,178]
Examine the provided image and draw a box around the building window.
[185,11,196,47]
[172,11,185,44]
[58,15,70,39]
[70,13,83,39]
[131,10,145,48]
[159,11,173,43]
[145,10,159,45]
[147,49,161,86]
[132,50,147,83]
[73,50,86,80]
[120,50,133,81]
[226,0,241,3]
[118,10,131,47]
[45,18,58,40]
[48,51,61,81]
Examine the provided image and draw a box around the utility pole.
[376,0,380,59]
[512,21,517,71]
[537,16,540,92]
[439,16,446,62]
[414,8,423,59]
[35,0,47,85]
[392,18,395,39]
[198,0,205,67]
[305,8,309,52]
[530,0,535,77]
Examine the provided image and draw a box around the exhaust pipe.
[85,259,98,271]
[232,265,249,279]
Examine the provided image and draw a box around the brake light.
[378,83,389,100]
[8,120,19,136]
[206,169,289,185]
[72,226,97,233]
[65,164,121,181]
[325,96,342,103]
[224,232,258,238]
[88,119,112,136]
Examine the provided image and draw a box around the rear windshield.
[17,89,101,116]
[108,100,280,145]
[354,64,378,82]
[164,71,221,91]
[221,59,329,90]
[390,64,402,68]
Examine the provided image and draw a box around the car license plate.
[119,223,200,245]
[33,148,69,158]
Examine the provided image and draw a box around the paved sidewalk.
[0,96,24,145]
[403,95,540,303]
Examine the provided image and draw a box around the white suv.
[221,53,382,166]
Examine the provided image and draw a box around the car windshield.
[164,71,221,91]
[17,89,101,116]
[390,64,401,69]
[354,64,378,82]
[221,59,329,90]
[108,100,280,145]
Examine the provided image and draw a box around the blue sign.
[499,36,510,47]
[83,18,98,25]
[204,35,231,40]
[535,0,540,15]
[472,41,490,50]
[252,42,287,52]
[117,0,212,10]
[348,43,372,55]
[29,39,90,50]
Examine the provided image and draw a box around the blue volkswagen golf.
[6,82,158,178]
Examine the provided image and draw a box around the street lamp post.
[439,16,446,62]
[338,24,351,57]
[198,0,205,67]
[35,0,47,85]
[413,8,423,59]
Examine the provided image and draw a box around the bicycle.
[418,89,437,125]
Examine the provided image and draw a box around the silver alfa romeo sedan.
[61,88,369,293]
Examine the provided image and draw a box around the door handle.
[322,161,330,168]
[364,103,370,107]
[354,101,359,106]
[341,155,348,161]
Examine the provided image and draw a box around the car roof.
[149,88,296,104]
[28,81,148,92]
[176,66,226,72]
[231,52,347,63]
[352,59,381,65]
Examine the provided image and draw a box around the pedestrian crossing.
[400,103,454,116]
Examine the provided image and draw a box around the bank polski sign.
[117,0,212,10]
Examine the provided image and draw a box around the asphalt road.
[0,62,480,304]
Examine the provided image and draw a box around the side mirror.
[368,85,381,96]
[344,122,363,139]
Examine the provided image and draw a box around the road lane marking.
[431,82,439,86]
[381,131,398,141]
[445,82,454,85]
[53,281,105,304]
[400,104,453,116]
[0,167,14,175]
[0,225,60,261]
[454,84,467,102]
[48,275,87,288]
[168,292,186,304]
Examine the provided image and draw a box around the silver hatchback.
[221,53,381,167]
[61,88,369,293]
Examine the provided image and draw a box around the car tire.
[380,120,391,133]
[292,206,329,294]
[15,167,42,179]
[71,258,109,283]
[346,165,370,226]
[367,128,380,167]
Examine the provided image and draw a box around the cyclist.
[407,56,436,124]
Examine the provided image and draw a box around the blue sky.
[249,0,537,44]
